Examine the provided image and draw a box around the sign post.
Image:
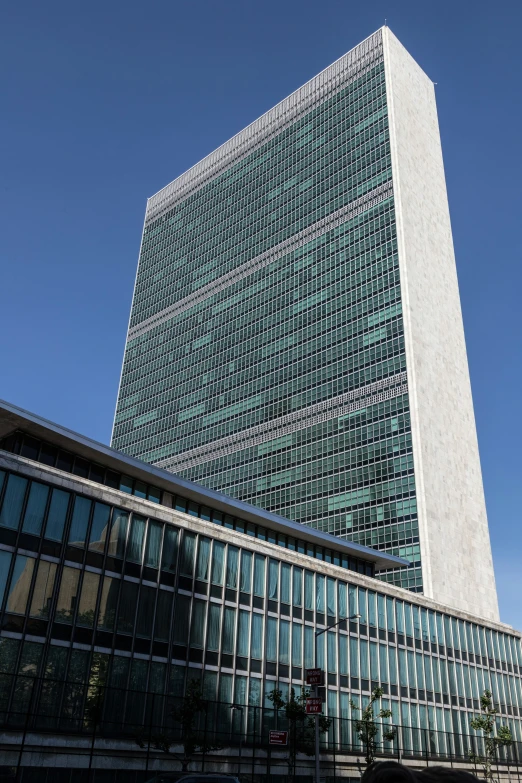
[269,730,288,746]
[305,697,323,715]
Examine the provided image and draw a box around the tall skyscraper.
[112,28,498,621]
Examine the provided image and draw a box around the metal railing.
[1,671,521,779]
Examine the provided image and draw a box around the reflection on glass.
[281,563,291,604]
[190,600,206,648]
[251,614,263,659]
[226,546,238,589]
[161,526,178,572]
[222,607,236,654]
[117,581,138,634]
[145,521,163,568]
[196,537,210,581]
[0,550,13,605]
[253,554,265,597]
[44,489,70,541]
[180,532,196,576]
[29,560,57,618]
[22,482,49,536]
[269,560,278,600]
[210,541,224,585]
[154,590,173,641]
[127,515,146,563]
[69,496,92,547]
[240,551,252,593]
[0,474,28,530]
[136,586,155,637]
[98,576,119,631]
[76,572,100,627]
[55,566,80,623]
[88,503,111,552]
[293,568,303,607]
[237,610,250,656]
[107,509,129,558]
[6,555,35,614]
[207,604,221,651]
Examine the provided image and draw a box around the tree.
[136,678,219,772]
[469,689,513,783]
[350,687,395,766]
[267,687,331,774]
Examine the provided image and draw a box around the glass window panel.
[0,471,5,494]
[378,596,387,629]
[316,575,325,613]
[179,531,196,576]
[349,584,357,616]
[6,554,35,614]
[154,590,173,641]
[360,639,369,679]
[190,600,206,647]
[55,566,80,623]
[207,603,221,651]
[88,502,111,552]
[145,521,163,568]
[368,592,377,627]
[29,560,56,618]
[386,598,395,632]
[117,580,138,634]
[107,509,129,558]
[339,636,348,675]
[338,582,347,618]
[134,481,147,499]
[147,486,161,504]
[223,607,236,654]
[68,496,91,547]
[196,537,211,581]
[22,482,49,536]
[281,563,291,603]
[44,489,70,541]
[172,595,190,644]
[226,546,239,588]
[136,586,156,638]
[237,610,250,656]
[268,560,279,600]
[293,567,302,607]
[210,541,225,585]
[358,588,368,624]
[76,572,99,627]
[327,578,336,615]
[266,616,277,662]
[370,641,379,680]
[279,620,290,664]
[120,476,133,494]
[316,632,325,670]
[127,515,146,563]
[304,625,314,669]
[328,632,337,673]
[350,638,360,677]
[161,526,179,572]
[389,646,397,685]
[98,576,119,631]
[0,550,12,605]
[304,571,314,610]
[251,614,263,659]
[0,474,28,530]
[240,551,252,592]
[292,623,302,666]
[203,670,217,700]
[253,554,265,597]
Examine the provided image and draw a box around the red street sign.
[269,730,288,745]
[306,697,323,715]
[306,668,324,686]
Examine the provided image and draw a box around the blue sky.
[1,0,521,627]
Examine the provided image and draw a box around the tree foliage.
[350,686,395,766]
[469,689,512,783]
[268,687,331,772]
[136,678,219,772]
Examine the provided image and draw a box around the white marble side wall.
[383,28,499,621]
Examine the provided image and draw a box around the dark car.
[145,774,241,783]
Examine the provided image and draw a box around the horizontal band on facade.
[154,372,408,473]
[145,31,384,224]
[128,181,394,341]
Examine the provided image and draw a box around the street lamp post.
[314,613,361,783]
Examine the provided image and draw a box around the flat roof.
[0,398,409,571]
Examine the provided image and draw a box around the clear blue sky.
[1,0,521,627]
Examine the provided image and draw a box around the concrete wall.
[383,28,499,621]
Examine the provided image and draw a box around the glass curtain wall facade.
[1,449,521,754]
[112,31,419,591]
